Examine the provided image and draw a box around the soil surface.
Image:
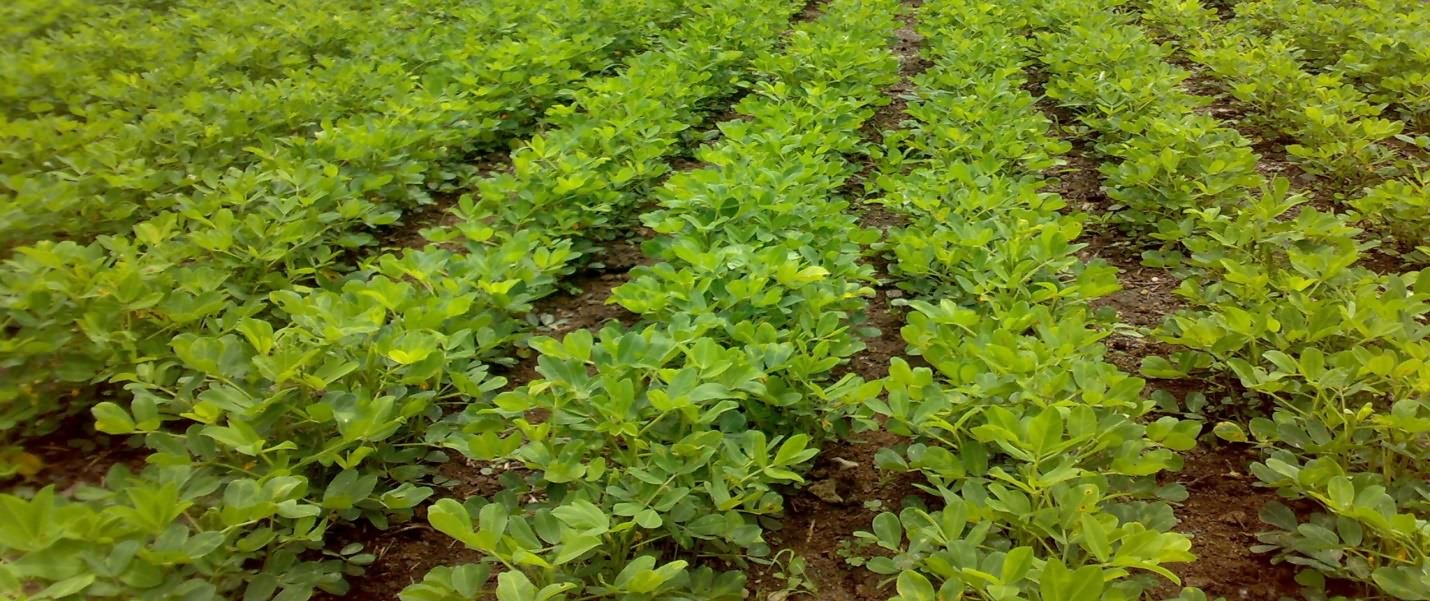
[845,288,911,383]
[750,431,923,600]
[1033,27,1312,601]
[746,6,931,597]
[1152,444,1304,601]
[320,519,486,601]
[842,0,925,387]
[382,154,515,251]
[319,457,521,601]
[531,238,649,337]
[11,412,148,494]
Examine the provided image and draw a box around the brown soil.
[751,431,923,600]
[529,241,648,338]
[9,413,148,494]
[1039,102,1188,375]
[843,288,911,383]
[1153,443,1305,601]
[1088,264,1185,373]
[319,519,486,601]
[1358,246,1407,274]
[796,0,832,24]
[381,194,462,251]
[861,1,928,148]
[746,10,933,594]
[1032,38,1315,601]
[495,238,652,390]
[383,154,515,251]
[741,3,929,598]
[1052,139,1109,209]
[319,458,523,601]
[1067,151,1186,375]
[334,432,925,601]
[842,0,925,385]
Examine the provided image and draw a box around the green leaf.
[1028,406,1064,457]
[1372,566,1429,601]
[773,434,813,466]
[873,512,902,549]
[896,571,936,601]
[236,318,275,355]
[386,331,438,365]
[551,500,609,535]
[634,508,662,529]
[244,575,279,601]
[428,499,483,550]
[535,583,577,601]
[1040,559,1103,601]
[1259,501,1299,531]
[628,559,687,593]
[1001,546,1033,584]
[1140,355,1188,379]
[495,571,536,601]
[37,574,94,598]
[476,503,509,540]
[554,534,601,565]
[92,402,136,435]
[1212,421,1247,443]
[1080,514,1111,562]
[452,564,492,597]
[1325,476,1354,509]
[1148,416,1200,451]
[544,460,586,483]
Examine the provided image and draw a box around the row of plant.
[1045,0,1430,597]
[1136,0,1430,264]
[0,0,690,440]
[443,0,815,253]
[1155,188,1430,600]
[0,0,133,46]
[0,1,808,599]
[1031,0,1269,245]
[823,1,1205,599]
[0,0,685,248]
[397,0,906,598]
[1226,0,1430,131]
[0,0,772,443]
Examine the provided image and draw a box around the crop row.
[0,0,791,442]
[1,0,691,250]
[843,1,1202,599]
[399,0,903,598]
[1138,0,1430,264]
[0,0,681,438]
[1039,0,1430,597]
[1227,0,1430,131]
[6,0,1428,599]
[0,0,805,598]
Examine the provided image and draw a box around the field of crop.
[2,0,1429,599]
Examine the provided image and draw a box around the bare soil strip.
[1038,14,1310,600]
[748,3,929,598]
